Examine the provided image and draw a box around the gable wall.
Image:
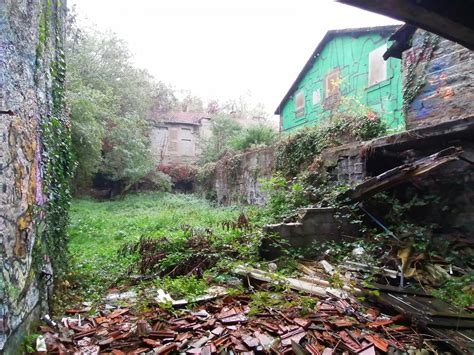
[281,33,404,132]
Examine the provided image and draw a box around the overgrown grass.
[67,192,242,301]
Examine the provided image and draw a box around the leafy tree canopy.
[66,25,176,191]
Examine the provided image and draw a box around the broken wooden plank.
[234,265,357,298]
[342,260,399,279]
[348,146,462,200]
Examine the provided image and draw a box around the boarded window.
[181,139,193,156]
[368,44,387,86]
[180,128,194,156]
[168,141,178,152]
[169,128,178,140]
[325,69,340,98]
[180,127,193,140]
[294,90,305,117]
[168,127,179,152]
[312,89,321,105]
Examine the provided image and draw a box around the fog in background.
[69,0,400,119]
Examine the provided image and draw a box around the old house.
[150,112,211,166]
[275,26,404,133]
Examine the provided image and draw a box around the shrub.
[199,115,243,163]
[138,171,173,192]
[229,124,276,150]
[259,174,310,222]
[157,165,197,183]
[276,113,386,177]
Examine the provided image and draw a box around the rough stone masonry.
[0,0,66,352]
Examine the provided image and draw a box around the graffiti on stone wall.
[403,43,434,68]
[405,43,455,121]
[0,0,58,347]
[404,31,474,129]
[0,112,44,349]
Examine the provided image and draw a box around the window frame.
[294,90,305,117]
[324,69,341,98]
[368,44,388,87]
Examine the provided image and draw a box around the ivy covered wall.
[0,0,71,351]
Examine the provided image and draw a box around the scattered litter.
[41,314,57,328]
[104,286,228,308]
[351,246,365,258]
[36,335,47,352]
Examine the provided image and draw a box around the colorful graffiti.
[404,31,474,128]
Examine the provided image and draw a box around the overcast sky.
[69,0,400,117]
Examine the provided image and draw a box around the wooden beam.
[337,0,474,50]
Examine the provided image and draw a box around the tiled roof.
[156,111,210,125]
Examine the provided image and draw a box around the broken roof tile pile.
[41,295,423,354]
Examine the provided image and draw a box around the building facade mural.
[275,26,404,133]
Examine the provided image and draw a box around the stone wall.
[0,0,66,352]
[200,142,367,206]
[200,146,276,206]
[403,30,474,129]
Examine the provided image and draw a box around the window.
[325,69,340,98]
[368,44,388,86]
[312,89,321,105]
[168,128,178,152]
[294,90,305,117]
[169,128,178,140]
[180,127,193,140]
[168,141,178,152]
[180,127,194,156]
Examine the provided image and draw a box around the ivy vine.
[38,0,75,277]
[276,113,386,177]
[402,32,440,113]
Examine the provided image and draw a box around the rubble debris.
[341,261,399,279]
[40,253,472,353]
[120,225,259,279]
[375,291,474,354]
[36,335,47,352]
[104,286,228,308]
[319,260,336,276]
[234,265,358,298]
[297,262,362,294]
[39,291,428,354]
[236,263,474,354]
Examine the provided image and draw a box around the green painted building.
[275,26,404,133]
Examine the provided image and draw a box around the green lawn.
[67,192,242,300]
